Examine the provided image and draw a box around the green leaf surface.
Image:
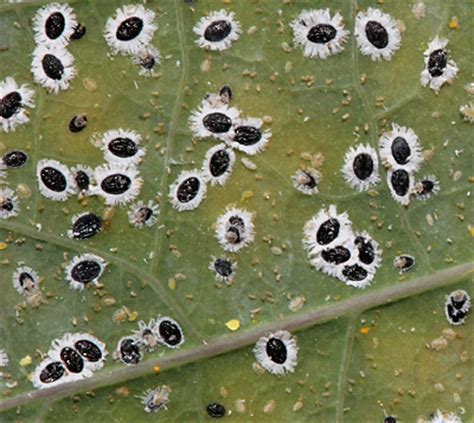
[0,0,472,422]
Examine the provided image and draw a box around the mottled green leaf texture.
[0,1,472,422]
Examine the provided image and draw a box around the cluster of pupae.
[114,316,184,366]
[303,205,381,288]
[32,332,106,389]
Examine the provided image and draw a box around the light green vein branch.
[1,262,472,413]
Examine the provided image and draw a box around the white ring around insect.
[132,45,161,77]
[0,187,20,219]
[253,330,298,375]
[229,117,271,155]
[202,143,236,186]
[413,174,440,201]
[420,37,459,92]
[153,316,185,349]
[189,100,240,141]
[379,123,423,173]
[193,9,241,51]
[31,45,76,94]
[387,168,414,206]
[37,159,75,201]
[128,200,160,228]
[32,2,77,48]
[0,77,35,133]
[337,257,376,289]
[354,7,401,61]
[99,128,145,166]
[104,4,157,56]
[168,169,208,211]
[64,253,107,291]
[341,144,380,192]
[70,332,108,372]
[302,205,353,257]
[12,265,40,296]
[290,9,350,59]
[92,163,143,206]
[215,207,255,253]
[32,357,70,389]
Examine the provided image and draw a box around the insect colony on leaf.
[0,6,468,420]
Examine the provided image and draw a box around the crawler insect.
[215,207,255,253]
[206,402,226,418]
[1,150,28,169]
[133,46,160,77]
[193,9,241,51]
[104,4,157,56]
[68,212,102,240]
[12,266,40,296]
[139,385,171,413]
[253,330,298,375]
[420,37,459,91]
[71,164,93,196]
[292,168,321,195]
[209,256,237,284]
[445,289,471,326]
[290,9,349,59]
[413,175,440,200]
[0,188,20,220]
[393,254,415,274]
[31,45,76,94]
[128,200,160,228]
[0,77,35,133]
[32,2,77,48]
[354,8,401,61]
[132,320,160,352]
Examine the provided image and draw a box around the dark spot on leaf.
[321,246,351,265]
[266,337,287,364]
[365,20,388,49]
[75,339,103,362]
[234,125,262,146]
[42,54,64,80]
[158,319,183,346]
[101,174,132,195]
[2,150,27,168]
[342,264,368,281]
[116,17,143,41]
[204,20,232,42]
[214,258,233,277]
[39,361,65,384]
[119,337,141,364]
[71,260,102,283]
[71,23,86,40]
[209,150,231,177]
[45,12,65,40]
[108,137,138,158]
[74,170,90,191]
[353,153,374,180]
[316,218,340,245]
[428,49,448,77]
[69,114,88,133]
[391,137,411,165]
[60,347,84,373]
[71,213,102,240]
[390,169,410,197]
[0,91,22,119]
[206,403,226,418]
[176,177,200,203]
[203,112,232,133]
[355,236,375,265]
[40,167,67,192]
[307,24,337,43]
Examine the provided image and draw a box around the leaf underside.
[0,1,472,422]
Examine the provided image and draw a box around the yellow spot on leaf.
[0,242,7,250]
[225,319,240,331]
[154,366,161,374]
[469,226,474,237]
[359,327,370,335]
[449,16,459,29]
[20,355,32,367]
